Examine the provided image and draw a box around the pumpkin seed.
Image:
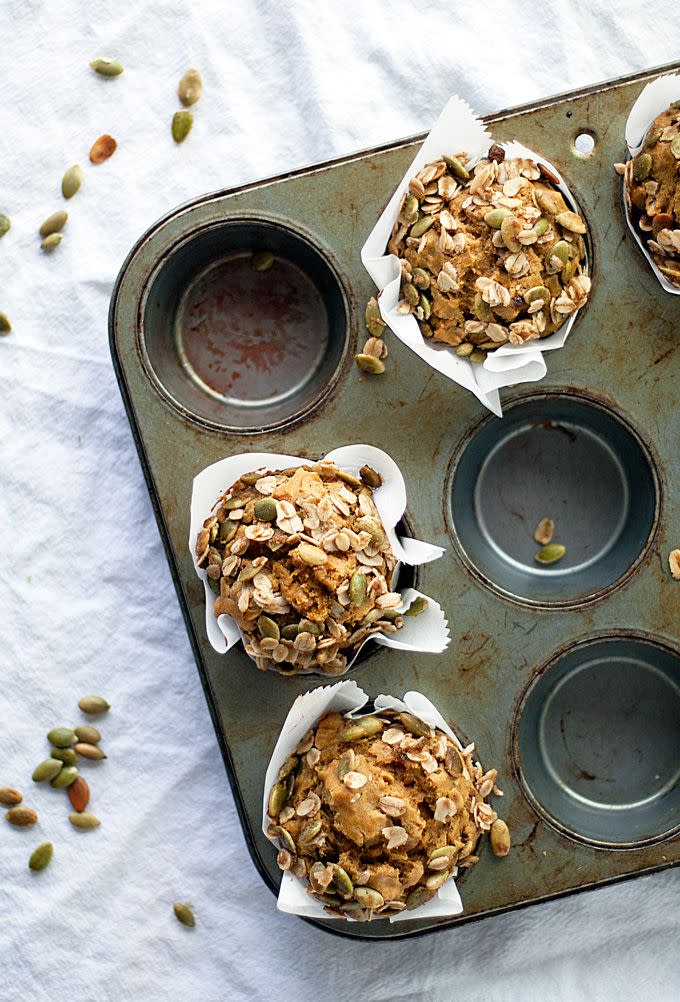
[252,251,274,272]
[78,695,110,715]
[68,776,90,813]
[47,727,76,748]
[172,111,193,144]
[268,782,288,818]
[258,615,280,641]
[69,811,100,830]
[219,520,238,543]
[299,618,320,636]
[341,901,367,920]
[173,902,196,927]
[409,215,435,239]
[89,134,117,164]
[404,596,427,617]
[365,296,385,337]
[0,788,22,806]
[355,516,384,547]
[473,291,492,323]
[253,498,277,521]
[671,136,680,160]
[298,818,322,843]
[74,725,101,745]
[405,886,435,910]
[419,293,432,320]
[354,886,384,909]
[338,716,383,742]
[402,282,419,306]
[61,165,83,199]
[295,542,327,566]
[484,207,510,229]
[534,518,555,545]
[277,755,299,782]
[501,213,522,251]
[7,806,38,826]
[524,285,550,306]
[275,825,296,853]
[490,818,511,857]
[359,465,382,489]
[330,863,354,898]
[178,68,202,107]
[644,126,662,148]
[456,342,473,357]
[561,258,578,283]
[51,766,78,789]
[443,154,469,180]
[633,152,652,181]
[400,195,419,225]
[0,213,11,237]
[535,543,566,565]
[397,711,431,738]
[32,759,63,783]
[533,217,549,235]
[555,210,587,234]
[349,572,367,607]
[428,845,457,864]
[425,869,450,891]
[412,267,431,290]
[355,353,385,374]
[336,748,355,780]
[0,312,11,334]
[469,349,486,364]
[90,57,124,76]
[40,233,63,252]
[549,240,571,266]
[75,743,107,760]
[50,747,77,765]
[280,624,299,641]
[29,842,53,871]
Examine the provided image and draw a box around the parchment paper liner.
[189,445,448,673]
[623,72,680,294]
[262,681,470,922]
[361,95,591,416]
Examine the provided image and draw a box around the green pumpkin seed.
[533,217,549,235]
[280,624,299,641]
[39,210,68,238]
[68,811,100,830]
[365,296,385,337]
[32,759,63,783]
[74,725,101,745]
[258,615,280,641]
[219,520,238,543]
[29,842,53,872]
[524,285,550,306]
[349,572,367,607]
[549,240,571,266]
[404,596,427,617]
[336,748,355,780]
[555,210,587,234]
[484,207,510,229]
[0,312,11,334]
[561,258,578,283]
[90,57,124,76]
[443,154,469,180]
[61,165,83,199]
[419,293,432,320]
[412,267,431,290]
[402,282,419,307]
[354,886,384,909]
[299,818,322,844]
[473,292,492,322]
[274,825,296,853]
[253,498,277,521]
[252,251,274,272]
[178,68,202,107]
[355,353,385,374]
[355,516,384,547]
[425,869,450,891]
[6,806,38,826]
[405,886,435,910]
[78,695,110,715]
[535,543,566,565]
[671,136,680,160]
[330,863,354,898]
[223,494,248,511]
[268,782,288,818]
[429,845,457,863]
[397,712,431,738]
[400,195,419,225]
[40,233,63,252]
[644,126,662,148]
[338,716,383,742]
[277,755,299,782]
[409,215,435,238]
[50,747,77,765]
[469,348,486,364]
[171,110,193,144]
[47,727,76,748]
[0,213,11,237]
[341,901,367,919]
[633,152,652,181]
[173,902,196,927]
[338,470,363,488]
[299,619,320,636]
[455,342,473,357]
[75,743,107,760]
[51,766,78,789]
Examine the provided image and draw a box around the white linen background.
[0,1,678,999]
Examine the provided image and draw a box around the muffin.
[625,101,680,286]
[388,146,590,361]
[194,460,408,676]
[266,709,504,920]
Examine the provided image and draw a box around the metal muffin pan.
[110,62,680,940]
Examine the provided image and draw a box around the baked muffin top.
[195,461,408,675]
[267,709,502,919]
[389,147,590,361]
[626,102,680,286]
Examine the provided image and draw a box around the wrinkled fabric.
[1,2,679,1000]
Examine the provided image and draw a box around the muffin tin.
[109,62,680,939]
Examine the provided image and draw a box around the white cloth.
[1,2,679,1000]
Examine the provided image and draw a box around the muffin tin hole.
[514,636,680,848]
[140,219,349,432]
[448,392,659,607]
[573,131,596,157]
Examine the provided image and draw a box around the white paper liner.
[261,681,466,922]
[189,445,448,672]
[623,72,680,294]
[361,95,590,416]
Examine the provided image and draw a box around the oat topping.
[266,709,506,921]
[388,147,590,361]
[625,101,680,286]
[195,461,404,676]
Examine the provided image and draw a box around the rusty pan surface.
[109,62,680,939]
